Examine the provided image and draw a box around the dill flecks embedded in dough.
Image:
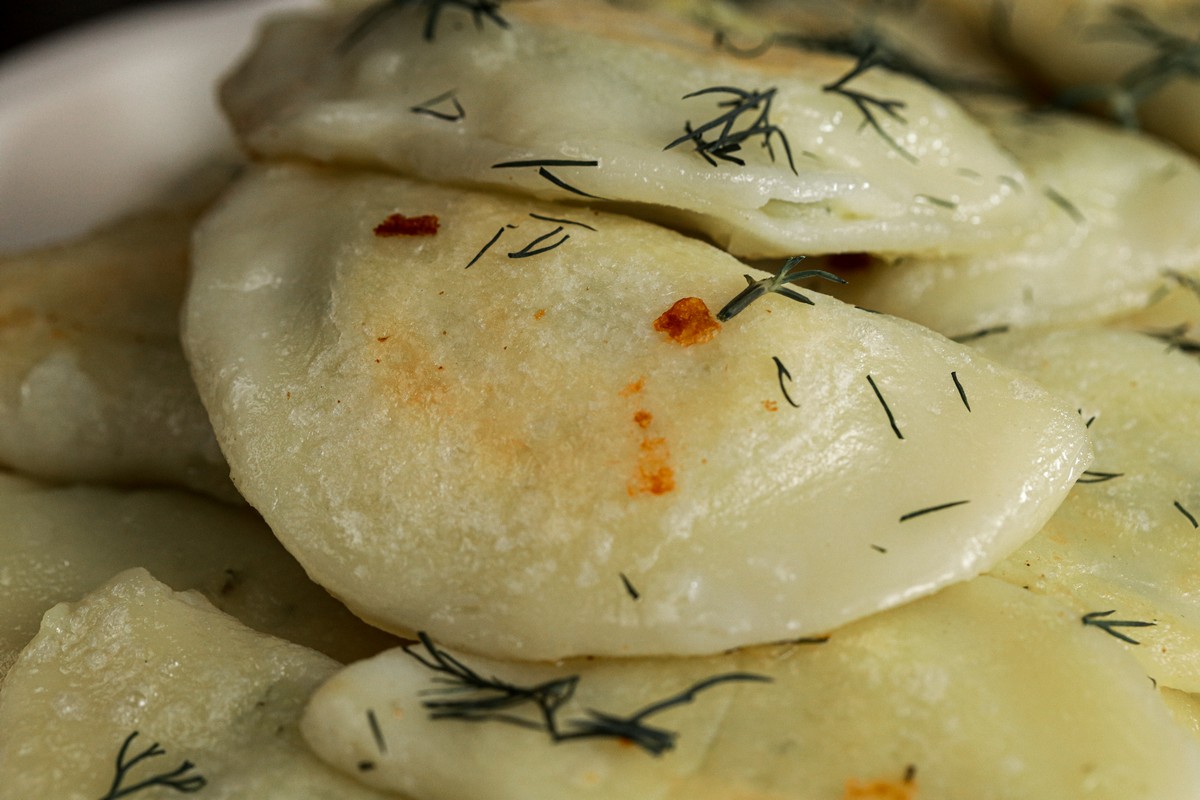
[301,578,1200,800]
[183,163,1090,660]
[819,105,1200,336]
[976,328,1200,692]
[929,0,1200,157]
[220,0,1041,259]
[0,569,394,800]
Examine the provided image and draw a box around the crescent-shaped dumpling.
[183,163,1089,659]
[977,328,1200,691]
[0,471,397,677]
[930,0,1200,157]
[0,569,393,800]
[0,209,238,500]
[301,577,1200,800]
[816,105,1200,336]
[220,0,1041,259]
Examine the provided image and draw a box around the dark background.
[4,1,170,56]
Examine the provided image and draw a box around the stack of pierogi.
[3,1,1200,798]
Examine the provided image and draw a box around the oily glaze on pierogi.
[0,209,237,501]
[184,163,1089,660]
[221,0,1041,259]
[0,570,393,800]
[978,328,1200,692]
[301,578,1200,800]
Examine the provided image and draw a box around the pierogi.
[184,163,1089,660]
[301,577,1200,800]
[220,0,1043,259]
[0,470,397,678]
[815,105,1200,336]
[0,207,237,501]
[0,569,394,800]
[977,328,1200,691]
[930,0,1200,156]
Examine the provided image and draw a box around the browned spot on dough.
[844,777,917,800]
[763,400,778,412]
[619,378,645,397]
[533,309,546,320]
[629,436,674,497]
[374,213,439,237]
[633,410,653,428]
[652,297,720,346]
[377,336,390,342]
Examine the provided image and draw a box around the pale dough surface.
[184,163,1090,659]
[0,471,397,678]
[221,0,1041,259]
[977,328,1200,691]
[303,577,1200,800]
[821,105,1200,336]
[931,0,1200,156]
[0,207,237,500]
[0,569,395,800]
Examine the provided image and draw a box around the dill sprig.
[899,499,970,522]
[404,633,770,756]
[98,732,206,800]
[411,89,465,121]
[714,23,1015,97]
[772,356,802,408]
[405,632,578,733]
[822,46,916,163]
[340,0,508,51]
[553,672,771,755]
[1057,5,1200,128]
[716,256,846,322]
[664,86,797,174]
[1077,470,1124,484]
[1081,609,1156,645]
[1143,323,1200,356]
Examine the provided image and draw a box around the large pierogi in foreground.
[184,163,1089,659]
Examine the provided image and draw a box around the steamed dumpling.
[221,0,1042,259]
[817,105,1200,336]
[302,577,1200,800]
[183,163,1089,659]
[0,569,394,800]
[977,328,1200,691]
[0,207,237,500]
[0,470,397,677]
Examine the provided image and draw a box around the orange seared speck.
[653,297,720,346]
[534,309,546,320]
[633,410,653,428]
[619,377,645,397]
[843,776,917,800]
[628,436,675,497]
[763,400,779,412]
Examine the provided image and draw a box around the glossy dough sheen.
[0,570,394,800]
[931,0,1200,157]
[220,0,1041,259]
[0,471,397,678]
[184,164,1089,659]
[825,106,1200,336]
[978,329,1200,692]
[0,209,237,500]
[301,577,1200,800]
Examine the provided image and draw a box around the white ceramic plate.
[0,0,317,254]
